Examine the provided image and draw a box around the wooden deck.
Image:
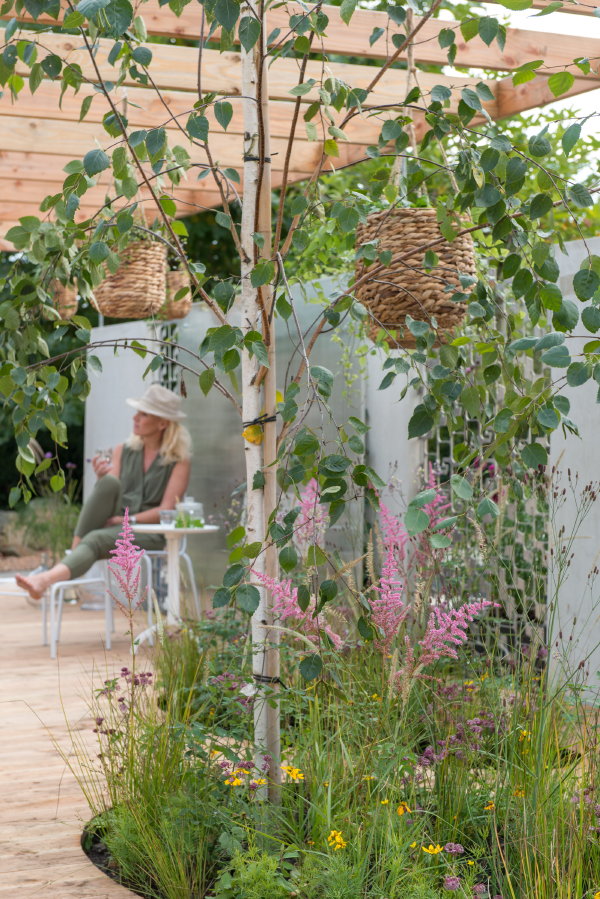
[0,578,138,897]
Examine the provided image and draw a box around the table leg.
[165,533,180,624]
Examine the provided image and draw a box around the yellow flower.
[327,830,347,850]
[519,729,531,742]
[323,781,330,787]
[224,776,244,786]
[480,673,489,682]
[593,892,600,899]
[422,844,443,855]
[484,801,495,811]
[468,861,475,866]
[380,799,389,805]
[513,788,525,798]
[410,841,417,848]
[281,765,304,782]
[371,693,383,701]
[362,774,376,781]
[397,801,411,816]
[253,778,267,786]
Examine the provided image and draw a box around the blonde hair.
[126,421,192,464]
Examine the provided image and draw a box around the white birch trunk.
[240,1,281,799]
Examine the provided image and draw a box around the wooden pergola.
[0,0,599,250]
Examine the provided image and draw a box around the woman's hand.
[104,515,124,527]
[92,453,113,478]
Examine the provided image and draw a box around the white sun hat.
[125,384,187,421]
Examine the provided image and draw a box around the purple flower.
[44,451,53,458]
[473,886,488,896]
[444,842,465,855]
[443,875,461,891]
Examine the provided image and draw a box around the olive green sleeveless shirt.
[120,445,175,514]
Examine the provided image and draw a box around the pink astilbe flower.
[108,508,146,613]
[371,545,406,653]
[379,500,409,560]
[418,599,498,667]
[295,478,328,557]
[251,568,343,650]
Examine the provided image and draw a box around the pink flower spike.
[108,508,146,612]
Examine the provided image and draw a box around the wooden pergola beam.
[3,4,600,75]
[0,73,490,141]
[496,72,599,118]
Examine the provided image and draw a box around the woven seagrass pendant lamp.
[93,237,167,319]
[354,17,476,345]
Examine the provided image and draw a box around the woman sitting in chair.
[16,384,191,601]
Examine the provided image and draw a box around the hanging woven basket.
[354,207,476,344]
[93,240,167,319]
[159,269,192,320]
[43,280,78,320]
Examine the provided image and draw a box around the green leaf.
[300,654,322,681]
[548,71,575,97]
[477,497,499,519]
[132,46,152,66]
[252,470,265,490]
[569,183,594,208]
[431,84,451,104]
[239,16,261,51]
[582,306,600,333]
[495,0,532,8]
[340,0,357,24]
[212,587,231,608]
[573,268,600,301]
[279,545,298,572]
[553,298,579,332]
[409,488,437,509]
[310,365,334,398]
[319,580,338,606]
[521,442,548,469]
[77,0,111,17]
[199,368,215,395]
[101,0,133,38]
[562,123,581,156]
[236,584,260,613]
[89,241,110,263]
[214,0,239,31]
[450,474,473,501]
[187,114,209,142]
[50,473,65,492]
[404,507,430,536]
[407,404,434,438]
[223,564,245,588]
[536,404,559,429]
[529,131,552,157]
[478,16,498,46]
[541,345,571,367]
[250,259,275,287]
[566,362,590,387]
[430,534,452,549]
[215,100,233,131]
[530,193,553,219]
[307,544,327,567]
[83,148,110,176]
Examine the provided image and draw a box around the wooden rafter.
[0,1,598,236]
[3,2,600,73]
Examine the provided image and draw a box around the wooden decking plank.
[0,581,139,896]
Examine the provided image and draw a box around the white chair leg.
[181,552,200,618]
[50,584,62,659]
[142,554,154,646]
[41,593,48,646]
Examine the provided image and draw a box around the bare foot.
[15,573,48,601]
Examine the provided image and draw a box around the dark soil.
[81,827,147,899]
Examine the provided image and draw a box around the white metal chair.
[42,558,155,659]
